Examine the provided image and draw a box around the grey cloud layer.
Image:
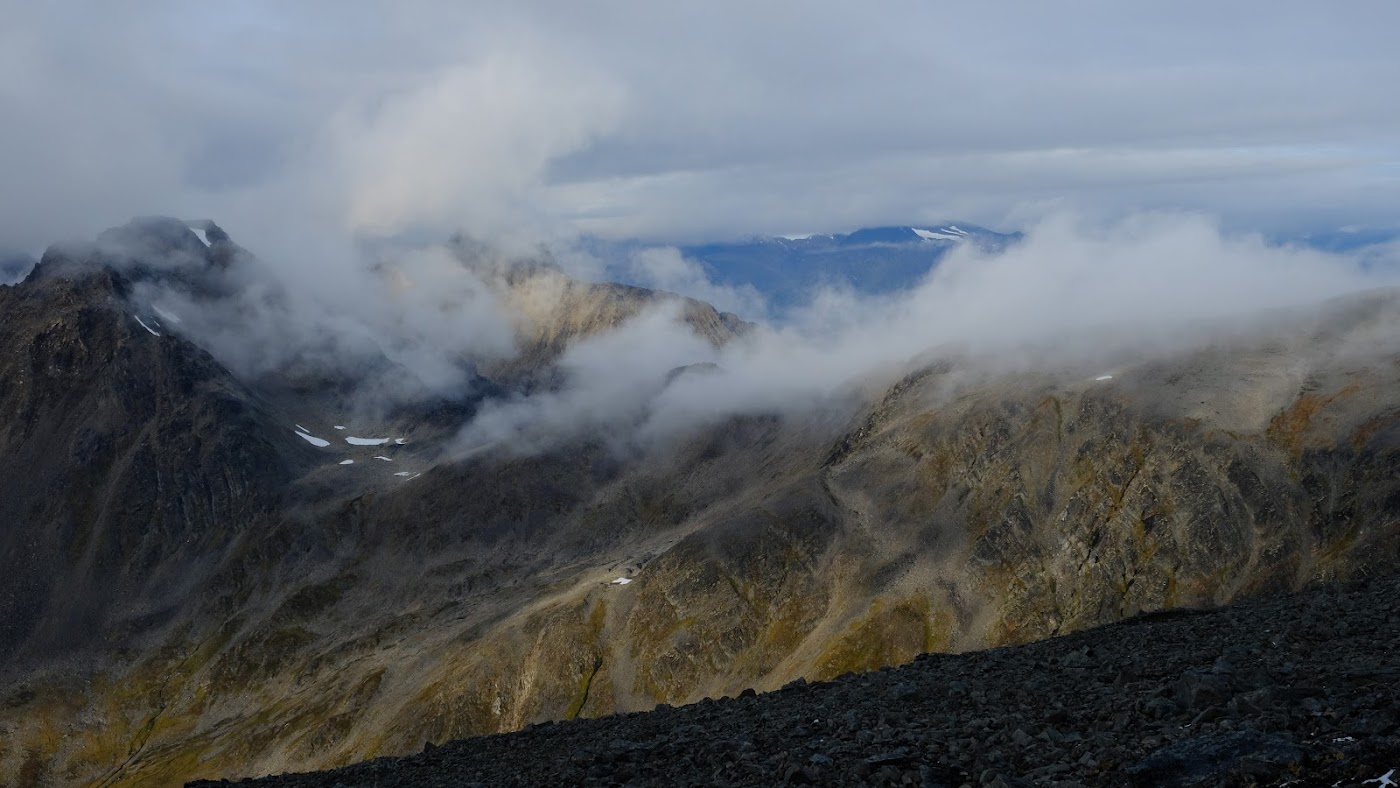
[1,0,1397,255]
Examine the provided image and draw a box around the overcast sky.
[2,1,1397,253]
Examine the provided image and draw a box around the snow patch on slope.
[295,430,330,447]
[912,228,963,242]
[133,315,160,336]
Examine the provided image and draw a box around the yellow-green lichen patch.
[811,596,951,681]
[1267,384,1360,457]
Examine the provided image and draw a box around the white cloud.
[330,51,625,244]
[456,303,715,455]
[626,247,766,318]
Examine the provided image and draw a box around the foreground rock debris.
[194,573,1400,787]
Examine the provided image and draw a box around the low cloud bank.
[50,210,1400,455]
[103,224,522,408]
[455,212,1400,456]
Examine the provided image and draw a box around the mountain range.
[675,224,1019,308]
[581,223,1016,312]
[599,222,1400,315]
[0,218,1397,786]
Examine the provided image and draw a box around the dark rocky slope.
[192,571,1400,787]
[0,251,309,669]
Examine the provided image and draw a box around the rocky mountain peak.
[28,216,246,303]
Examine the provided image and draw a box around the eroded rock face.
[0,221,1397,787]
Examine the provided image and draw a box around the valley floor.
[191,572,1400,787]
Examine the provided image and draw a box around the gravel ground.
[193,573,1400,787]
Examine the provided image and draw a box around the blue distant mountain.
[679,224,1019,309]
[588,221,1396,316]
[586,223,1021,313]
[1280,227,1400,254]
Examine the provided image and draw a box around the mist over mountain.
[0,251,35,285]
[582,222,1400,321]
[4,3,1400,786]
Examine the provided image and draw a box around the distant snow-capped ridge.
[643,223,1023,309]
[758,223,1016,248]
[911,225,973,242]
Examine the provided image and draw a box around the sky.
[1,1,1398,255]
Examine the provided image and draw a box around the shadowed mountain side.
[0,262,313,670]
